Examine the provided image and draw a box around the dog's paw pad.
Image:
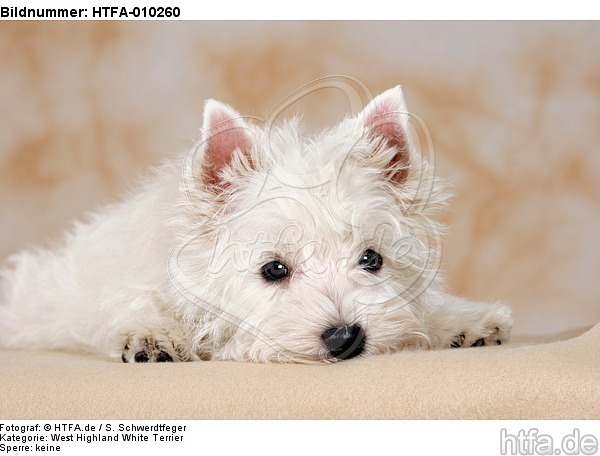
[134,351,150,363]
[470,338,485,347]
[449,322,510,349]
[122,336,177,363]
[450,332,465,348]
[459,323,510,348]
[156,351,173,362]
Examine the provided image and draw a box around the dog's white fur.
[0,86,512,363]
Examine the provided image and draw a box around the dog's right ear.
[199,99,254,189]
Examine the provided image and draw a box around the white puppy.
[0,86,512,363]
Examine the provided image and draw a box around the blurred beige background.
[1,22,598,336]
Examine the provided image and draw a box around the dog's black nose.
[321,324,365,360]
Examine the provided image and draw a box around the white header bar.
[0,0,598,20]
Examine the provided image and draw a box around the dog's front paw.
[121,333,187,363]
[450,326,504,348]
[449,304,513,348]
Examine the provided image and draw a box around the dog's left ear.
[200,99,254,189]
[358,86,411,184]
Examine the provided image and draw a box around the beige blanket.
[2,325,598,420]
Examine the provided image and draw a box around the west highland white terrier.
[0,85,513,363]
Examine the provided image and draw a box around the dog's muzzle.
[321,324,365,360]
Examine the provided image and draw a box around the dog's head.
[170,87,447,362]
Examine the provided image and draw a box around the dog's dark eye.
[261,260,289,282]
[359,249,383,273]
